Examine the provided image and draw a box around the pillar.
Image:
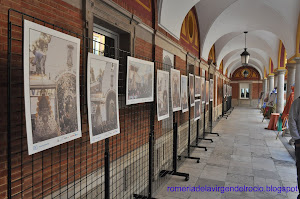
[294,57,300,99]
[286,63,296,99]
[274,71,278,88]
[276,69,285,113]
[263,78,268,98]
[268,75,274,93]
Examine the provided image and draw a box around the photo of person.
[189,74,195,107]
[201,77,205,104]
[195,76,201,97]
[87,53,120,143]
[206,80,209,105]
[194,99,201,121]
[210,79,214,101]
[157,70,170,121]
[171,68,181,112]
[126,56,154,105]
[24,20,81,155]
[181,75,188,113]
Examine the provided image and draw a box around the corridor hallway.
[154,107,297,199]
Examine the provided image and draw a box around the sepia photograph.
[181,75,188,113]
[194,99,201,121]
[201,77,205,104]
[126,56,154,105]
[189,74,195,107]
[87,53,120,143]
[157,70,170,121]
[210,79,214,101]
[24,20,81,155]
[223,84,227,98]
[206,80,209,105]
[195,76,201,97]
[171,68,181,112]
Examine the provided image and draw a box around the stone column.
[276,69,286,113]
[263,78,268,99]
[294,57,300,99]
[286,63,296,99]
[274,71,278,88]
[268,75,274,93]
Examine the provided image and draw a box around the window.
[93,24,119,58]
[240,83,250,99]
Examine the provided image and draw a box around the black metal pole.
[7,10,12,199]
[104,139,110,199]
[173,122,178,172]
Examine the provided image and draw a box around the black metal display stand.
[159,122,190,181]
[181,105,203,162]
[199,103,213,142]
[204,101,219,136]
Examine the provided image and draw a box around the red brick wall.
[112,0,152,27]
[231,82,263,99]
[252,83,263,99]
[0,1,84,198]
[231,83,239,99]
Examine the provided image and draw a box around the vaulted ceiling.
[158,0,300,77]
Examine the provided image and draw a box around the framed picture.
[24,20,81,155]
[223,84,227,98]
[189,74,195,107]
[171,68,181,112]
[157,70,169,121]
[201,77,205,104]
[195,76,201,97]
[87,53,120,143]
[181,75,188,113]
[194,99,201,121]
[210,79,214,101]
[206,80,209,105]
[126,56,154,105]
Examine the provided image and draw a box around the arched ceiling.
[216,32,278,70]
[215,30,279,68]
[158,0,300,71]
[223,48,269,74]
[158,0,200,39]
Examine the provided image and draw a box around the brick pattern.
[252,83,263,99]
[1,1,83,198]
[0,1,230,198]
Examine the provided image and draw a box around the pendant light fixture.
[240,31,250,66]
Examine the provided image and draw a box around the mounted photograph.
[157,70,170,121]
[189,74,195,107]
[87,53,120,143]
[201,77,205,104]
[24,20,81,155]
[206,80,209,105]
[171,68,181,112]
[210,79,214,101]
[181,75,188,113]
[195,76,201,97]
[194,99,201,121]
[126,56,154,105]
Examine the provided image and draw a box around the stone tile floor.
[154,107,298,199]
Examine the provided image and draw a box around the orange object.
[267,113,280,130]
[281,87,294,120]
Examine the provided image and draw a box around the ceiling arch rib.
[199,0,298,60]
[215,33,277,71]
[222,48,268,73]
